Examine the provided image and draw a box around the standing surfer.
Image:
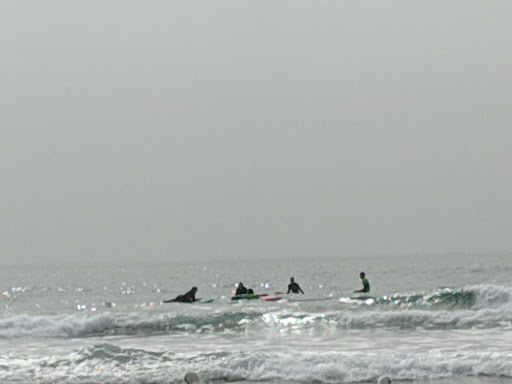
[287,277,304,294]
[354,272,370,293]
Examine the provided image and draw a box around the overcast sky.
[1,1,511,264]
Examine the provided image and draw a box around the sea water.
[1,254,511,384]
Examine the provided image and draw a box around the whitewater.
[1,254,511,384]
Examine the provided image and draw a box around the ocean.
[1,253,511,384]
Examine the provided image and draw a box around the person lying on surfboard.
[354,272,370,293]
[164,286,198,303]
[287,277,304,294]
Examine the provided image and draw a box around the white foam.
[1,284,511,340]
[469,284,512,309]
[1,342,511,384]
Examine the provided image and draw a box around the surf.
[1,284,511,339]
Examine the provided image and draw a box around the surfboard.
[231,294,261,301]
[259,295,281,301]
[197,299,214,304]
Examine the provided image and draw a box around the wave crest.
[1,284,510,339]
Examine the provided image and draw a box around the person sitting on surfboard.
[236,282,248,295]
[354,272,370,293]
[287,277,304,294]
[164,286,198,303]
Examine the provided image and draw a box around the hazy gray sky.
[1,1,511,264]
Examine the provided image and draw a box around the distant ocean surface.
[1,254,511,384]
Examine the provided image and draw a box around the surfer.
[164,286,198,303]
[236,282,248,295]
[287,277,304,294]
[185,372,201,384]
[354,272,370,293]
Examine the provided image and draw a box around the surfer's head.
[247,288,254,294]
[377,376,391,384]
[191,287,198,293]
[184,372,201,384]
[290,277,295,283]
[360,272,365,279]
[238,282,244,287]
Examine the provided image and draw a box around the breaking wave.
[1,284,510,339]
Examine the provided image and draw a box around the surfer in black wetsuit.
[164,286,198,303]
[236,282,247,295]
[287,277,304,294]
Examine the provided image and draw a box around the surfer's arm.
[185,294,197,302]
